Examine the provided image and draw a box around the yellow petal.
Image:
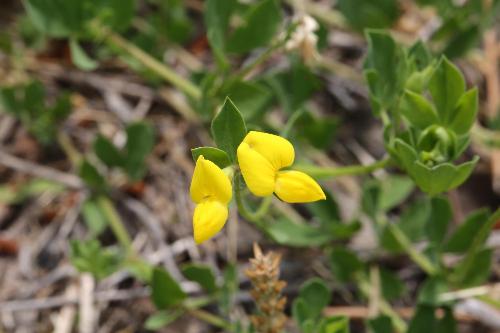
[190,156,232,204]
[242,131,295,170]
[237,141,276,196]
[275,170,326,203]
[193,200,228,244]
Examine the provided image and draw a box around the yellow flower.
[237,131,325,203]
[190,155,232,244]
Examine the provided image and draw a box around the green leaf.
[99,0,136,32]
[428,57,466,124]
[268,62,322,113]
[368,315,393,333]
[191,147,232,169]
[181,264,217,294]
[329,247,364,283]
[294,110,338,149]
[266,218,357,247]
[338,0,399,31]
[364,30,407,113]
[70,239,123,280]
[124,122,155,180]
[298,278,331,319]
[394,138,419,172]
[443,25,480,59]
[379,175,415,211]
[224,81,273,120]
[362,175,415,216]
[400,90,439,129]
[24,0,87,37]
[0,86,19,113]
[319,316,350,333]
[399,197,432,242]
[361,180,380,218]
[69,39,98,71]
[426,196,452,244]
[411,157,478,195]
[0,179,64,205]
[266,218,331,247]
[144,310,183,330]
[418,277,448,306]
[211,97,247,162]
[451,209,500,285]
[458,248,492,287]
[408,40,432,70]
[305,190,341,224]
[79,159,107,190]
[124,260,153,282]
[219,264,238,316]
[94,135,124,168]
[151,267,186,309]
[292,298,311,329]
[380,268,406,301]
[436,307,457,333]
[81,197,108,236]
[443,209,490,253]
[407,306,436,333]
[226,0,282,54]
[204,0,235,57]
[448,88,478,135]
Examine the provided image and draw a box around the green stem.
[186,308,231,329]
[281,108,306,138]
[234,173,267,225]
[233,38,287,81]
[57,132,81,166]
[92,24,201,101]
[388,224,438,276]
[56,130,136,257]
[295,157,391,180]
[97,195,134,255]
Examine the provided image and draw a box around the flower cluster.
[190,131,325,244]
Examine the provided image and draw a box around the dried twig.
[0,150,83,188]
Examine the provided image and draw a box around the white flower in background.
[285,15,320,64]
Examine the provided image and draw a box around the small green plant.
[0,80,70,144]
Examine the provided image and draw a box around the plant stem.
[97,195,134,255]
[294,157,391,179]
[281,108,306,138]
[186,308,231,329]
[388,224,438,276]
[233,173,268,225]
[233,38,287,81]
[56,130,136,258]
[57,132,81,166]
[92,24,201,101]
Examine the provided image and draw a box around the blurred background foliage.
[0,0,499,332]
